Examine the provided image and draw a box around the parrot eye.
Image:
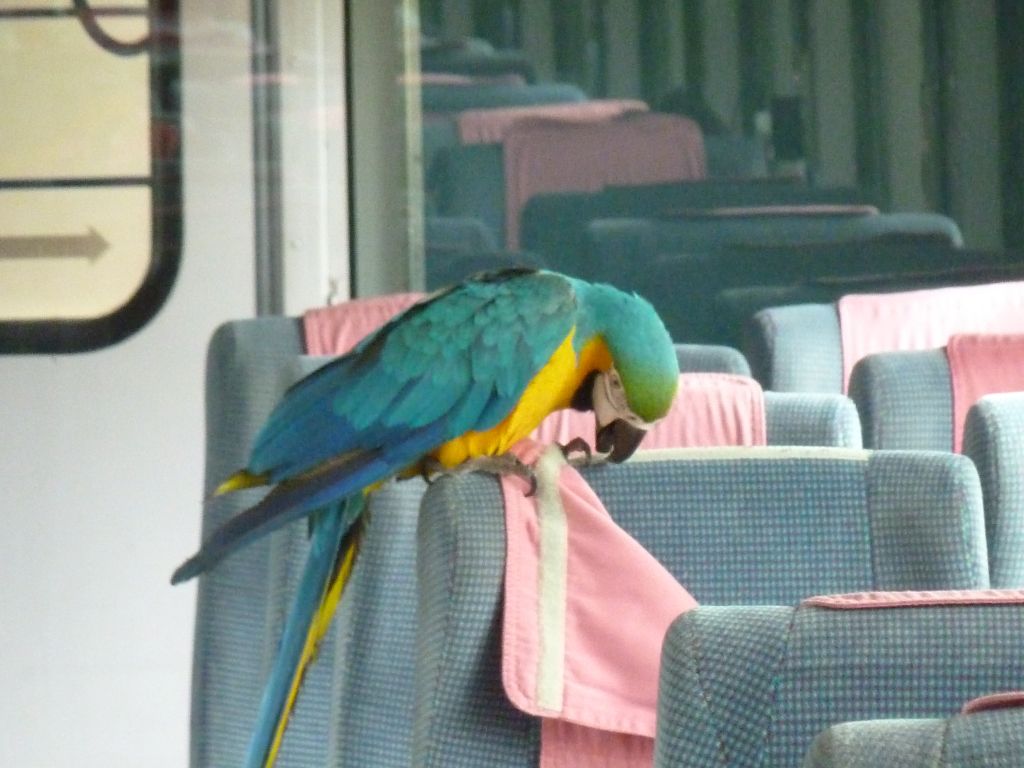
[603,369,630,413]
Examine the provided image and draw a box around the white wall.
[0,2,256,764]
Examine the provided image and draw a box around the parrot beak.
[588,369,649,462]
[595,418,647,463]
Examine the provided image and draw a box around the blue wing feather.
[249,271,576,480]
[173,271,579,585]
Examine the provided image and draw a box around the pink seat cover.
[457,99,648,145]
[837,281,1024,391]
[302,293,424,356]
[505,373,766,767]
[502,113,706,250]
[946,333,1024,451]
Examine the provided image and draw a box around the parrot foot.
[422,454,538,496]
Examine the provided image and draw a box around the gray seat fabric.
[764,392,862,448]
[848,368,1024,587]
[675,343,750,376]
[848,349,953,450]
[803,707,1024,767]
[745,303,843,392]
[414,449,989,766]
[964,393,1024,588]
[656,600,1024,768]
[190,316,307,767]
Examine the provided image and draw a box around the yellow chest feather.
[431,332,610,467]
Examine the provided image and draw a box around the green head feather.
[569,277,679,423]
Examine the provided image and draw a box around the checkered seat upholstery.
[745,303,844,393]
[963,393,1024,588]
[655,597,1024,767]
[849,355,1024,587]
[848,349,953,450]
[413,449,989,767]
[803,700,1024,767]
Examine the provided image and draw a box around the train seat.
[964,392,1024,588]
[519,178,873,277]
[649,241,1017,346]
[581,210,962,290]
[187,310,824,766]
[413,448,989,766]
[746,280,1024,393]
[655,593,1024,768]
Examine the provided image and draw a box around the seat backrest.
[519,179,872,275]
[192,318,431,768]
[414,449,989,766]
[675,342,750,376]
[745,303,844,392]
[191,317,317,767]
[964,392,1024,588]
[656,595,1024,768]
[844,333,1024,455]
[421,82,586,112]
[651,244,1017,345]
[424,215,499,254]
[714,260,1024,351]
[420,46,537,84]
[430,144,508,243]
[584,212,963,289]
[804,700,1024,767]
[848,349,952,450]
[763,392,862,448]
[748,281,1024,394]
[502,113,707,250]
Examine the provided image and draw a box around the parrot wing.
[171,269,577,584]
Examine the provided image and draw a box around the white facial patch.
[593,369,651,428]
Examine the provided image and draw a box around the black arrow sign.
[0,228,109,261]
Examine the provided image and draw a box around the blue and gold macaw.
[171,268,679,767]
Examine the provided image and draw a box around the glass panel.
[0,2,180,352]
[0,17,150,179]
[0,187,150,319]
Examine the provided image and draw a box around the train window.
[0,0,180,353]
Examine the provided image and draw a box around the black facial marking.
[570,370,599,412]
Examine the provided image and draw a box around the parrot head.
[569,279,679,462]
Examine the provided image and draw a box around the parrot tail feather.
[213,469,271,497]
[244,495,365,768]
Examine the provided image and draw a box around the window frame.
[0,0,182,354]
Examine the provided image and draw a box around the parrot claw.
[423,454,538,496]
[419,457,446,485]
